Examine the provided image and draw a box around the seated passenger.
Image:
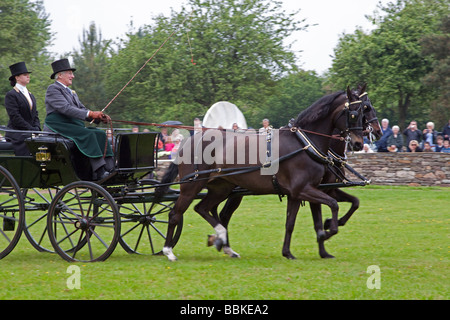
[4,62,41,156]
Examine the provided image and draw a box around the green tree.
[71,22,112,108]
[260,70,325,128]
[104,0,307,126]
[327,0,448,129]
[420,16,450,129]
[0,0,53,125]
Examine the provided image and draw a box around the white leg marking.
[223,246,240,258]
[214,224,227,243]
[163,246,177,261]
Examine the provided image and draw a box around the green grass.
[0,186,448,300]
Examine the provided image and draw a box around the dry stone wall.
[155,153,450,187]
[345,153,450,187]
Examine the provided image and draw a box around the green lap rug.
[45,112,113,158]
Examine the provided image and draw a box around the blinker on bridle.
[338,98,364,136]
[345,100,363,124]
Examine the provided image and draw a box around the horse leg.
[194,183,235,252]
[324,189,360,229]
[218,195,243,258]
[298,186,340,241]
[207,204,220,247]
[163,183,205,261]
[310,203,334,259]
[282,197,302,260]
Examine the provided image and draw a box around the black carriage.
[0,129,184,262]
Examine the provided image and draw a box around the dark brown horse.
[207,85,382,259]
[310,85,382,258]
[157,88,365,261]
[320,86,382,231]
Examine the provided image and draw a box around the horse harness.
[181,96,369,199]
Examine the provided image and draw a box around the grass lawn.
[0,185,447,300]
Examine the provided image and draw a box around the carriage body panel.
[0,131,159,188]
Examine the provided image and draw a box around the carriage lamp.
[36,146,51,171]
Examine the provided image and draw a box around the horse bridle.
[336,91,379,141]
[359,91,379,143]
[334,96,364,140]
[359,92,378,125]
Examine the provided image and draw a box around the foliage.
[71,22,112,108]
[2,0,448,134]
[0,0,53,125]
[327,0,449,130]
[103,0,307,128]
[259,70,325,128]
[420,16,450,129]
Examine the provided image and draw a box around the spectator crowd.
[359,119,450,154]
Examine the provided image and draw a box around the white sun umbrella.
[202,101,248,130]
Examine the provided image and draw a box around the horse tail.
[154,162,179,200]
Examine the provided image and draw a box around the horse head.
[355,83,382,140]
[332,86,365,151]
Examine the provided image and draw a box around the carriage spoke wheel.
[0,165,25,260]
[118,181,183,255]
[118,201,183,255]
[22,187,60,253]
[47,181,120,262]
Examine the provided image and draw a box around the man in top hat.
[4,62,41,156]
[44,58,113,180]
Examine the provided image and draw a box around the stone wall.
[155,153,450,187]
[345,152,450,187]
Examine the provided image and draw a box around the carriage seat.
[25,134,75,150]
[0,141,15,154]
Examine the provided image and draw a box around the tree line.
[1,0,448,131]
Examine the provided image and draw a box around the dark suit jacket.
[43,82,112,176]
[45,82,89,120]
[4,87,41,155]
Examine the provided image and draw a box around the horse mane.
[294,91,345,127]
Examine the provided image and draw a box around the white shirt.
[15,83,33,108]
[259,126,271,135]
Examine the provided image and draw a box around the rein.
[101,92,365,160]
[108,119,345,140]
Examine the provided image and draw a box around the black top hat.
[9,62,32,81]
[50,58,76,79]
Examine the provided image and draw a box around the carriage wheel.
[118,180,183,255]
[22,187,60,253]
[0,165,25,259]
[47,181,120,262]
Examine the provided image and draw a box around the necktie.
[65,87,78,106]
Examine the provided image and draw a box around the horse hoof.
[283,252,297,260]
[214,238,224,252]
[320,253,335,259]
[207,235,216,247]
[163,247,178,261]
[224,246,240,258]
